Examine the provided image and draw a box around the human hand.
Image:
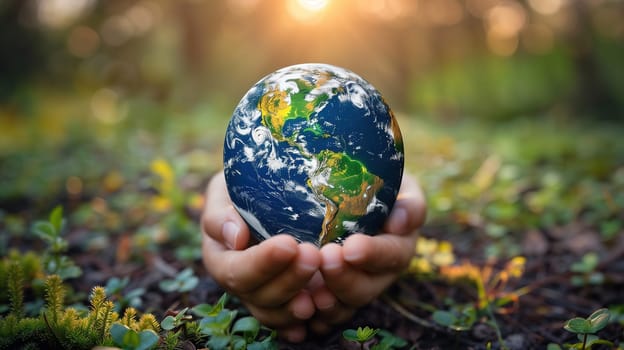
[201,171,321,342]
[201,171,426,340]
[307,173,427,334]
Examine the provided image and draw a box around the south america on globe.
[223,63,404,246]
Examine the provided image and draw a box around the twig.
[381,294,436,329]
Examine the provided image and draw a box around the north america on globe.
[223,63,404,246]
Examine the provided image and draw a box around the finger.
[342,233,416,274]
[201,171,250,250]
[243,290,315,328]
[384,173,427,234]
[202,234,298,293]
[277,324,307,343]
[245,242,321,306]
[310,285,337,311]
[309,303,356,334]
[320,241,399,307]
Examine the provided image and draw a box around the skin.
[201,171,427,343]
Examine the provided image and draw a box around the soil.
[57,221,624,350]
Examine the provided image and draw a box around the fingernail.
[344,250,363,263]
[222,221,239,249]
[322,254,342,271]
[389,206,407,233]
[275,239,297,255]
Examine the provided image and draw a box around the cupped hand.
[200,171,427,341]
[308,174,427,334]
[201,172,321,342]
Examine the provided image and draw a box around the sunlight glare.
[288,0,330,22]
[296,0,329,12]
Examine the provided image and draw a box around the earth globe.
[223,63,404,246]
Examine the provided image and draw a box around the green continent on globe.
[258,77,334,147]
[308,150,384,245]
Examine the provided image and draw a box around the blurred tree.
[567,1,624,119]
[0,1,44,104]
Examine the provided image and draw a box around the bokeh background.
[3,0,624,133]
[1,0,624,258]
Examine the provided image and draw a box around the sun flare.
[296,0,329,12]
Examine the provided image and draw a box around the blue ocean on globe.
[223,63,404,246]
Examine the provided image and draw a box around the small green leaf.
[192,303,220,318]
[546,344,562,350]
[136,330,160,350]
[111,323,130,346]
[564,318,591,334]
[57,264,82,280]
[377,329,408,348]
[232,316,260,336]
[123,329,141,347]
[231,336,247,350]
[587,308,610,333]
[179,276,199,292]
[178,267,194,279]
[342,329,359,341]
[206,335,231,349]
[33,221,56,239]
[159,279,179,292]
[433,310,457,327]
[161,315,176,330]
[356,326,379,341]
[49,206,64,234]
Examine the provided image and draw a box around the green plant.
[570,253,604,286]
[427,256,529,350]
[0,250,46,316]
[106,276,146,312]
[160,307,193,332]
[191,293,277,350]
[432,304,478,331]
[0,273,166,349]
[32,206,82,280]
[343,326,380,349]
[110,323,159,350]
[373,330,409,350]
[562,308,613,350]
[343,327,409,350]
[159,268,199,294]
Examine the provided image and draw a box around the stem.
[43,312,63,349]
[485,304,508,350]
[581,333,587,350]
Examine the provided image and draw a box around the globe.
[223,63,404,246]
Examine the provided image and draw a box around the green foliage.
[32,206,82,280]
[373,330,409,350]
[159,268,199,294]
[106,277,146,312]
[161,308,192,332]
[570,253,605,286]
[110,323,159,350]
[191,293,277,350]
[343,326,380,343]
[0,273,159,350]
[343,327,408,350]
[564,309,610,335]
[432,305,478,332]
[0,250,46,315]
[7,262,24,318]
[548,308,615,350]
